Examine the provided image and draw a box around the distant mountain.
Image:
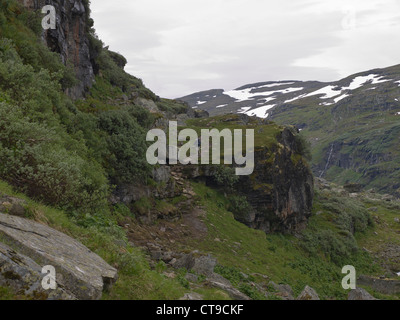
[179,65,400,196]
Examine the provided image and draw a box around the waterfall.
[319,144,334,178]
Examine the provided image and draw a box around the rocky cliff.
[19,0,95,98]
[236,127,314,234]
[133,115,314,234]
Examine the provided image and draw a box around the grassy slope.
[1,154,399,300]
[0,180,187,300]
[188,181,400,300]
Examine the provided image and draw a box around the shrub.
[301,229,358,265]
[213,166,239,188]
[294,132,312,161]
[0,102,108,210]
[98,109,151,182]
[227,194,252,221]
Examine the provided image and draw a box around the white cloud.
[90,0,400,98]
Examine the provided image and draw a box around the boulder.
[0,242,75,299]
[192,255,217,276]
[207,277,251,300]
[348,288,377,300]
[0,194,27,217]
[180,292,204,300]
[297,286,320,300]
[172,253,217,277]
[268,281,295,300]
[0,213,117,300]
[134,97,159,113]
[236,128,314,234]
[172,253,195,270]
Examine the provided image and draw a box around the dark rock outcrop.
[358,275,400,295]
[236,128,314,233]
[19,0,95,98]
[176,127,314,234]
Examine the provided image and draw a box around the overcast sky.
[90,0,400,98]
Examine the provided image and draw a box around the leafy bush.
[96,49,156,100]
[157,99,189,115]
[0,4,76,88]
[294,132,312,161]
[227,194,253,221]
[213,166,239,188]
[0,2,155,212]
[0,102,108,210]
[98,108,151,182]
[301,229,358,265]
[321,196,373,234]
[214,265,252,287]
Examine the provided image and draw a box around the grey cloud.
[90,0,400,98]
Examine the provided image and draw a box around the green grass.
[187,181,398,300]
[185,114,282,149]
[0,286,17,300]
[0,180,188,300]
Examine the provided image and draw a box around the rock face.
[358,275,400,295]
[0,242,75,299]
[0,213,117,300]
[177,127,314,234]
[19,0,95,99]
[237,128,314,233]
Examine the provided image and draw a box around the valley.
[0,0,399,302]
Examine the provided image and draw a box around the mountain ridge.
[178,64,400,118]
[179,64,400,196]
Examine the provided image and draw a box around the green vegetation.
[1,0,399,302]
[0,179,188,300]
[0,1,159,209]
[269,69,400,196]
[186,114,282,149]
[188,181,399,300]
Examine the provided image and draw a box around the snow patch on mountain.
[238,105,275,119]
[344,74,389,90]
[290,74,390,105]
[304,85,341,100]
[334,93,350,103]
[223,87,303,102]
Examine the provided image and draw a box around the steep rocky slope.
[177,115,314,234]
[18,0,95,98]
